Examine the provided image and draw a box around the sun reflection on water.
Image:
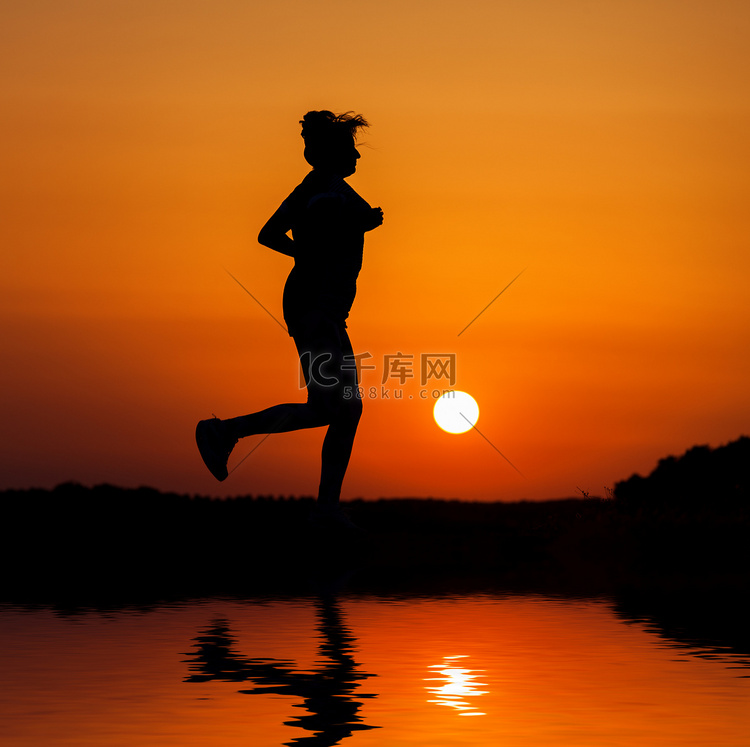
[425,655,488,716]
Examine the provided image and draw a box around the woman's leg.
[224,402,324,439]
[197,326,330,481]
[201,319,362,498]
[315,327,362,506]
[224,320,348,439]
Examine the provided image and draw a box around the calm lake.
[1,592,748,746]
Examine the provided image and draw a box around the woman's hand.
[363,207,384,232]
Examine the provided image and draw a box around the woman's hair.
[300,110,369,167]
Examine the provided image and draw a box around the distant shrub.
[614,436,750,510]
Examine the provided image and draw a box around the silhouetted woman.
[196,111,383,528]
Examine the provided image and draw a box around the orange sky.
[2,0,749,500]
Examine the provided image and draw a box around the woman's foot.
[196,417,237,481]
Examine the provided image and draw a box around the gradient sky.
[2,0,749,501]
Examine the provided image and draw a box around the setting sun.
[433,391,480,434]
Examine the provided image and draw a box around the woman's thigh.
[292,318,359,412]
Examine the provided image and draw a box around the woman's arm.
[258,203,295,257]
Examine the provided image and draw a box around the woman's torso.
[282,171,372,333]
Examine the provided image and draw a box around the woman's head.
[300,110,369,176]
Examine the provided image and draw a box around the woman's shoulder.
[294,172,347,211]
[280,172,318,215]
[288,171,369,216]
[285,171,332,203]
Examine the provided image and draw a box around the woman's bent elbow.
[257,228,272,247]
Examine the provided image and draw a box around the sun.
[433,391,479,434]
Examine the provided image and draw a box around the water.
[1,593,748,746]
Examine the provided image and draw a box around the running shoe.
[195,417,237,481]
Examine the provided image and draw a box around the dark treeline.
[615,435,750,510]
[2,437,749,605]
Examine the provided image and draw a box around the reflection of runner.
[185,597,379,746]
[196,111,382,530]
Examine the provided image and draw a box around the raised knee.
[344,394,363,423]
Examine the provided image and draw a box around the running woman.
[196,110,383,528]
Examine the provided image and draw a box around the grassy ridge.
[2,479,748,603]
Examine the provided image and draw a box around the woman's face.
[321,137,361,176]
